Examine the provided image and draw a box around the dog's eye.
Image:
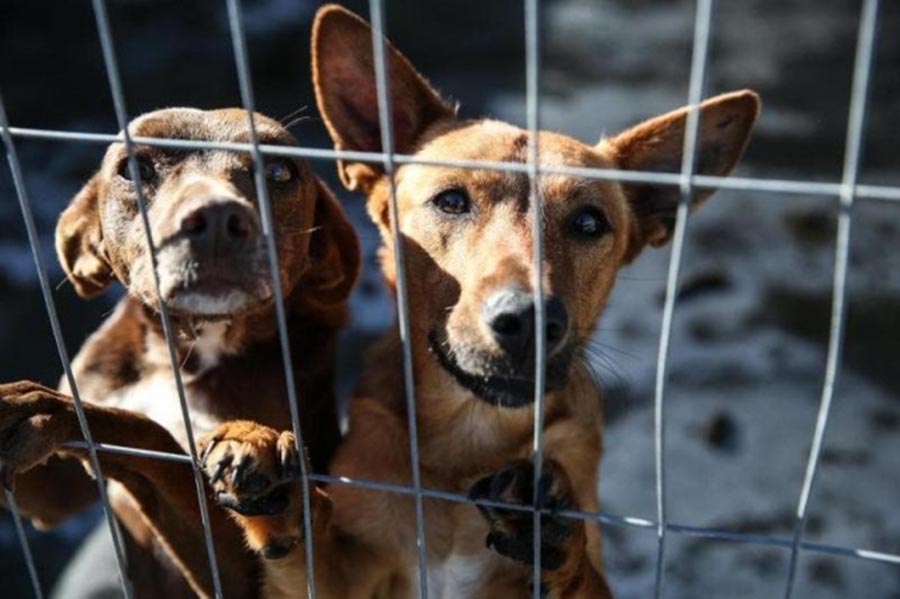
[570,206,610,239]
[118,156,155,183]
[432,189,471,215]
[264,159,296,183]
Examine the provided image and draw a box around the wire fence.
[1,0,898,598]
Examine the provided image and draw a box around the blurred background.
[1,0,898,597]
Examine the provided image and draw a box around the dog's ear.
[302,180,361,310]
[608,90,760,248]
[56,174,114,298]
[312,4,456,192]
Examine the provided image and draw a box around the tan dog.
[187,6,761,599]
[0,108,359,598]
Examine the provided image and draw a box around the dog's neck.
[129,288,347,378]
[359,327,603,482]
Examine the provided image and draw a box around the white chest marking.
[108,374,218,451]
[190,321,232,372]
[425,554,486,599]
[107,322,233,450]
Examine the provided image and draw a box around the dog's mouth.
[428,331,572,408]
[157,259,274,319]
[167,277,274,318]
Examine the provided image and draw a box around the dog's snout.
[178,200,258,255]
[483,289,569,358]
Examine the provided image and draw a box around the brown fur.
[0,8,759,597]
[0,108,360,598]
[197,6,760,599]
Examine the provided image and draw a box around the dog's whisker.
[580,344,630,392]
[284,115,313,131]
[278,105,308,126]
[572,357,605,405]
[180,339,197,370]
[585,339,642,363]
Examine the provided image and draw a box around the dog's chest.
[110,373,217,449]
[107,322,233,450]
[424,554,486,599]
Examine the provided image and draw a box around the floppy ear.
[608,90,760,248]
[312,4,456,193]
[55,174,114,298]
[302,180,361,310]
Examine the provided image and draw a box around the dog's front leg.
[0,454,99,528]
[199,422,339,596]
[0,380,258,599]
[199,421,393,599]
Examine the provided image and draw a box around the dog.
[0,107,360,598]
[182,6,761,599]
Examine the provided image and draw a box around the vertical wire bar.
[524,0,548,595]
[652,1,714,596]
[0,90,134,599]
[89,2,225,596]
[783,1,879,596]
[222,1,318,597]
[367,1,430,596]
[4,489,44,599]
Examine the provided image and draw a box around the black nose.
[483,288,569,359]
[178,201,257,256]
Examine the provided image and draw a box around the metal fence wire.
[2,0,899,598]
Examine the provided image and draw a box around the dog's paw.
[200,421,298,517]
[0,381,73,488]
[199,421,307,559]
[468,458,581,571]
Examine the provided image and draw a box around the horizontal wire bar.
[48,440,900,567]
[3,1,894,595]
[4,6,896,588]
[4,126,900,203]
[64,440,193,463]
[307,473,900,566]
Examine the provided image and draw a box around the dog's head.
[57,108,359,320]
[313,5,759,407]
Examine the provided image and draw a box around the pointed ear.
[55,174,114,298]
[608,90,760,248]
[312,4,456,192]
[302,180,361,310]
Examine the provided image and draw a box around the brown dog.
[0,108,359,598]
[185,6,761,599]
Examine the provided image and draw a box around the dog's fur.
[0,7,760,597]
[0,108,359,598]
[192,6,761,599]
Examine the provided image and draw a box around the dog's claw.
[197,422,309,557]
[199,424,301,517]
[278,442,298,480]
[210,456,232,484]
[200,436,219,465]
[469,459,578,571]
[232,454,251,487]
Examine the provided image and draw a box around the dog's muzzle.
[154,199,274,317]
